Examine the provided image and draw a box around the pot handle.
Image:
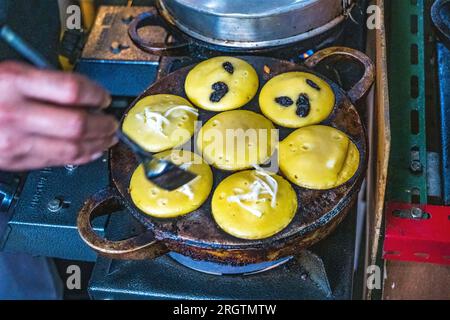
[128,11,189,56]
[77,187,168,260]
[304,46,375,103]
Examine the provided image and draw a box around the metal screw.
[110,41,121,54]
[110,41,129,54]
[65,164,78,172]
[411,207,423,219]
[122,14,134,24]
[410,160,423,173]
[47,198,62,212]
[300,273,308,281]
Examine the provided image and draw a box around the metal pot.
[77,47,374,264]
[128,0,355,56]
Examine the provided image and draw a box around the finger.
[10,102,119,140]
[10,62,111,108]
[0,133,117,170]
[30,134,118,163]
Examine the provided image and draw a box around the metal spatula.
[0,24,197,191]
[117,131,197,190]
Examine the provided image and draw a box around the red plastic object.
[384,202,450,265]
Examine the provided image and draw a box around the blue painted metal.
[0,253,63,299]
[90,255,332,300]
[76,60,158,97]
[437,42,450,205]
[0,155,110,262]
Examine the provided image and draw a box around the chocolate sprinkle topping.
[306,79,321,91]
[222,61,234,74]
[275,96,294,107]
[296,94,311,117]
[210,81,229,102]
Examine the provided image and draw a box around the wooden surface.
[364,0,391,300]
[383,261,450,300]
[371,0,390,273]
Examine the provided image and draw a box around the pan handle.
[128,11,190,56]
[304,46,375,103]
[77,187,168,260]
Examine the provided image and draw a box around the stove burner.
[168,252,292,275]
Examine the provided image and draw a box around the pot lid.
[157,0,354,48]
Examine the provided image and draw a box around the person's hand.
[0,61,118,171]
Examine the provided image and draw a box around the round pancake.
[185,56,259,111]
[122,94,198,152]
[259,72,335,128]
[197,110,277,171]
[129,150,213,218]
[212,170,297,240]
[279,125,360,190]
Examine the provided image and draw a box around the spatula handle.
[0,25,55,69]
[116,130,152,160]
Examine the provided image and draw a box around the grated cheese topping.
[136,109,170,136]
[179,162,192,171]
[135,105,198,136]
[253,165,278,208]
[227,165,279,218]
[163,105,198,117]
[176,162,200,200]
[178,184,194,200]
[231,200,264,218]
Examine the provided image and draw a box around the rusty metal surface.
[77,188,168,260]
[304,46,376,103]
[82,6,166,62]
[78,54,371,263]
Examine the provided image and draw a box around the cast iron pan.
[77,47,375,264]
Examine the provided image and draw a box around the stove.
[88,206,357,300]
[0,1,370,299]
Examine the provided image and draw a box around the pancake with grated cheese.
[122,94,198,152]
[211,169,297,240]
